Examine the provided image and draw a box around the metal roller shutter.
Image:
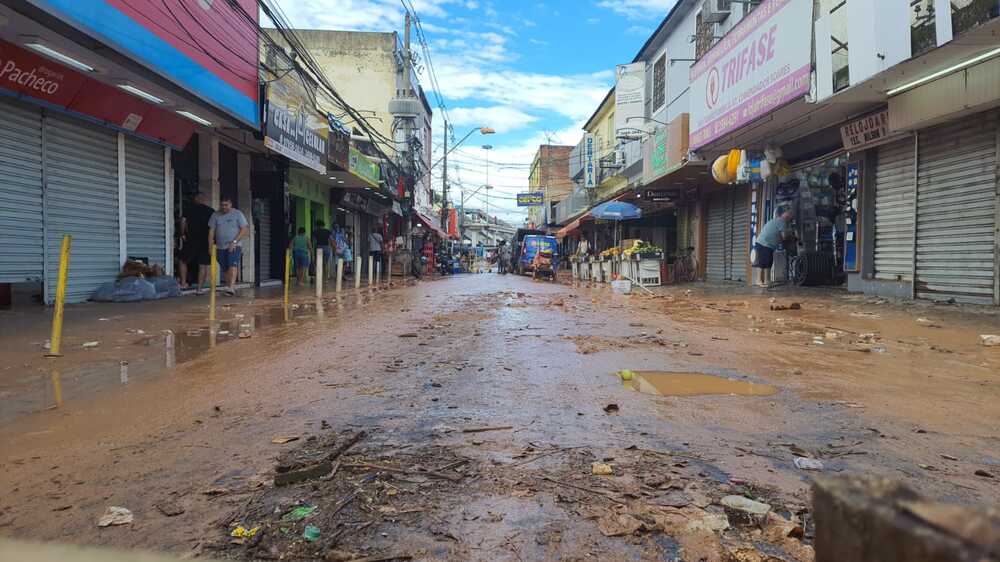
[257,198,273,281]
[706,193,726,281]
[729,188,750,282]
[0,98,44,283]
[44,115,119,303]
[125,137,166,268]
[874,137,915,280]
[915,112,998,305]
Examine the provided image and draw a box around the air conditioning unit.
[702,0,731,24]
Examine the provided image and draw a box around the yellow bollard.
[354,257,361,289]
[209,242,217,322]
[283,248,292,305]
[336,258,344,293]
[46,234,72,357]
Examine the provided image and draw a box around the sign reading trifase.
[840,109,891,150]
[689,0,812,150]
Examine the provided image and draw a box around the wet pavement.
[0,273,998,560]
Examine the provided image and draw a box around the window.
[911,0,937,56]
[952,0,1000,36]
[816,0,849,93]
[652,54,666,111]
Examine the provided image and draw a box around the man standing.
[314,220,334,280]
[178,192,214,294]
[369,226,383,276]
[208,197,250,296]
[753,208,793,287]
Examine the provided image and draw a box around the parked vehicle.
[517,235,559,276]
[509,228,544,273]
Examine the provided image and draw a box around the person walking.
[369,227,383,277]
[207,197,249,296]
[290,227,312,286]
[753,208,793,288]
[314,220,334,280]
[178,192,214,294]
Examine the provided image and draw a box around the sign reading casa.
[689,0,811,150]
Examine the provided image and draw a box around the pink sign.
[689,0,812,150]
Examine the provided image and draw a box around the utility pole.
[441,120,448,230]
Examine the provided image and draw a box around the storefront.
[704,186,751,283]
[0,42,193,304]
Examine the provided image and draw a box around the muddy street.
[1,275,998,561]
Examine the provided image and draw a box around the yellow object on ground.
[592,462,614,476]
[617,369,634,381]
[230,525,260,538]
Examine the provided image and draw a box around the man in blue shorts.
[753,208,793,287]
[208,197,250,296]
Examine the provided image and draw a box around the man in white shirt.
[370,227,384,276]
[207,197,249,295]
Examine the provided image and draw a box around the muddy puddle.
[0,292,381,425]
[619,370,778,397]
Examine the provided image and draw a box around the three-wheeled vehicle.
[518,234,559,279]
[509,227,544,272]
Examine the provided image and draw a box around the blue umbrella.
[591,201,642,221]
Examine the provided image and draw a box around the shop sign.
[843,163,861,272]
[644,189,681,202]
[263,48,328,174]
[614,62,646,136]
[517,192,545,207]
[689,0,812,150]
[584,133,597,188]
[840,109,891,150]
[288,170,329,204]
[349,146,380,188]
[342,191,373,214]
[327,115,351,170]
[0,40,195,147]
[646,126,669,181]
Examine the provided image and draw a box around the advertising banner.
[689,0,812,150]
[517,192,545,207]
[32,0,260,127]
[263,48,328,174]
[584,133,597,188]
[349,147,381,188]
[614,62,646,137]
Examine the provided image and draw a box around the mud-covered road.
[1,274,998,561]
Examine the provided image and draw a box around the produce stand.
[620,241,664,288]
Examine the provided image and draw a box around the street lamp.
[482,144,493,220]
[439,126,494,229]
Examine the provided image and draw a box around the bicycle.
[672,246,699,284]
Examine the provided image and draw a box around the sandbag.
[91,277,157,302]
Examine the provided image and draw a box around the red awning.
[556,214,590,239]
[413,211,449,239]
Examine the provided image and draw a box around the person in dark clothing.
[314,221,334,280]
[178,192,215,293]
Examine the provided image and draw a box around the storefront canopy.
[413,211,449,240]
[556,215,589,239]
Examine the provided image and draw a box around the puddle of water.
[621,371,777,397]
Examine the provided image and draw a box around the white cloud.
[586,17,600,24]
[597,0,676,20]
[448,106,540,133]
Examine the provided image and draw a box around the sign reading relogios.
[517,192,545,207]
[840,109,893,150]
[689,0,811,150]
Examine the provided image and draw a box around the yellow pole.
[46,234,72,357]
[283,248,291,305]
[209,242,217,322]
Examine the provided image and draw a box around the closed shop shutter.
[915,112,998,305]
[125,136,166,268]
[874,137,915,280]
[44,115,119,303]
[0,98,44,283]
[257,198,273,281]
[728,188,750,282]
[706,193,726,281]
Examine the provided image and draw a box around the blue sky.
[275,0,675,221]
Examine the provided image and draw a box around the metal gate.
[257,198,273,281]
[728,188,750,282]
[125,136,166,268]
[915,112,998,305]
[0,98,44,283]
[874,137,915,280]
[706,193,727,281]
[44,114,120,303]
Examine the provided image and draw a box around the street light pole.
[483,144,493,221]
[441,120,448,230]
